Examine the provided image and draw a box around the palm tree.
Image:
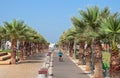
[3,20,32,64]
[24,27,48,55]
[0,26,3,49]
[0,25,9,50]
[66,28,76,57]
[58,27,76,57]
[25,27,40,55]
[74,6,100,73]
[58,29,71,54]
[17,24,29,61]
[80,6,110,77]
[1,19,48,64]
[3,20,24,64]
[71,17,86,65]
[100,15,120,78]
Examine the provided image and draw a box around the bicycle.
[59,57,63,61]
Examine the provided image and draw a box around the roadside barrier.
[37,68,48,78]
[37,51,53,78]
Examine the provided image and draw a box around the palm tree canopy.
[100,15,120,50]
[3,20,26,40]
[101,16,120,34]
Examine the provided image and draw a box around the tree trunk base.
[11,58,16,64]
[19,58,24,62]
[77,61,83,65]
[94,74,104,78]
[85,65,91,71]
[23,56,27,60]
[93,69,104,78]
[94,74,103,78]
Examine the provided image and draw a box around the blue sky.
[0,0,119,43]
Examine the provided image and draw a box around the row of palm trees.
[0,19,49,64]
[58,6,120,78]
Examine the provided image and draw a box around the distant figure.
[58,50,63,61]
[5,41,11,50]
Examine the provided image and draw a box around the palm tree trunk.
[65,43,68,53]
[93,41,104,78]
[23,41,28,59]
[0,40,1,49]
[110,51,120,78]
[33,43,35,53]
[30,42,33,54]
[19,41,24,61]
[38,43,42,53]
[85,45,92,71]
[94,62,104,78]
[69,42,74,57]
[78,42,84,65]
[38,44,40,53]
[11,39,17,64]
[67,42,70,56]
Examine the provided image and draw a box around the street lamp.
[91,37,94,74]
[73,38,76,60]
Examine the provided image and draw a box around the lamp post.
[74,38,76,60]
[91,37,94,74]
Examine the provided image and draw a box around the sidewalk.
[52,51,90,78]
[0,52,47,78]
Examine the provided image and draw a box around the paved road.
[53,51,90,78]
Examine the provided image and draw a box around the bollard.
[45,62,50,68]
[50,61,53,67]
[43,61,47,68]
[47,52,52,63]
[48,66,53,76]
[50,53,53,62]
[48,52,53,78]
[45,57,50,68]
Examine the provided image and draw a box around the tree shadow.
[18,53,46,64]
[18,60,44,64]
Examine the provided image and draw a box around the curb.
[66,53,93,78]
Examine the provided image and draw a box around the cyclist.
[58,50,63,61]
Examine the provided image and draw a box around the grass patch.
[0,49,19,57]
[0,49,11,53]
[102,51,110,67]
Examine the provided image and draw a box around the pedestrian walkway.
[53,51,90,78]
[0,52,47,78]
